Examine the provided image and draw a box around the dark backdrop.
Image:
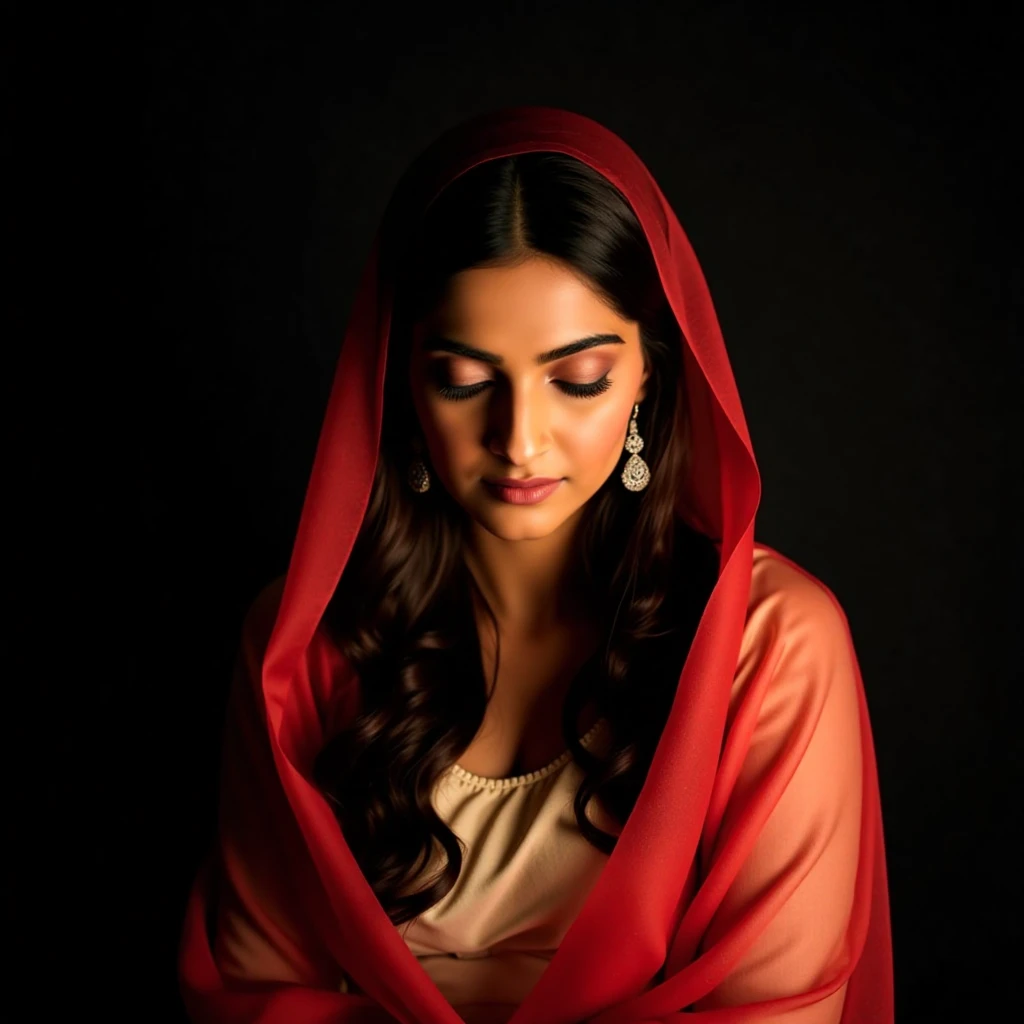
[15,1,1017,1020]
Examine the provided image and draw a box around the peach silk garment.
[178,106,894,1023]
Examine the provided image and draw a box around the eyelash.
[435,374,613,402]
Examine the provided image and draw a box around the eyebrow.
[422,332,626,366]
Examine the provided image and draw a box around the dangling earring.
[621,402,651,492]
[407,438,431,493]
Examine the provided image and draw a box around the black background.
[11,1,1017,1019]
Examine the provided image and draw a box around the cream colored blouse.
[340,715,645,1021]
[216,547,861,1023]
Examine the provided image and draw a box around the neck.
[463,509,592,638]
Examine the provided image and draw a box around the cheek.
[423,406,480,464]
[561,403,629,469]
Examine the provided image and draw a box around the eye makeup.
[432,372,613,402]
[426,345,618,402]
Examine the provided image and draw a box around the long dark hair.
[313,153,719,926]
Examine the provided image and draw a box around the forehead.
[425,257,628,341]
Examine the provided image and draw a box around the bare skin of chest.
[455,620,602,779]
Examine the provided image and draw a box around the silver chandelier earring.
[407,438,431,493]
[621,402,651,492]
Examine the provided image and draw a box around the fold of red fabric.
[179,106,893,1023]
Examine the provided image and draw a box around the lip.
[483,478,564,505]
[484,477,562,488]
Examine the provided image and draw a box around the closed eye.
[434,373,613,402]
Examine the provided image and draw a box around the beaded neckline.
[448,717,608,791]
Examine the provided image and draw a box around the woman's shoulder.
[748,543,851,634]
[237,572,342,677]
[739,544,858,699]
[242,572,348,664]
[237,573,357,733]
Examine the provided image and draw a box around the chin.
[473,509,567,541]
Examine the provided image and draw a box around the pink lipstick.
[483,477,564,505]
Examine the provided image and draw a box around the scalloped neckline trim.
[448,716,608,791]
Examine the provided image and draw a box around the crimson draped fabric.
[178,106,894,1023]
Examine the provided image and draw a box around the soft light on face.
[407,255,650,541]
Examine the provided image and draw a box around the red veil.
[178,107,894,1023]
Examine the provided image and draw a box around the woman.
[179,107,894,1023]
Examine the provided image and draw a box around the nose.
[485,380,550,466]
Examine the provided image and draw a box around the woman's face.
[407,255,650,541]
